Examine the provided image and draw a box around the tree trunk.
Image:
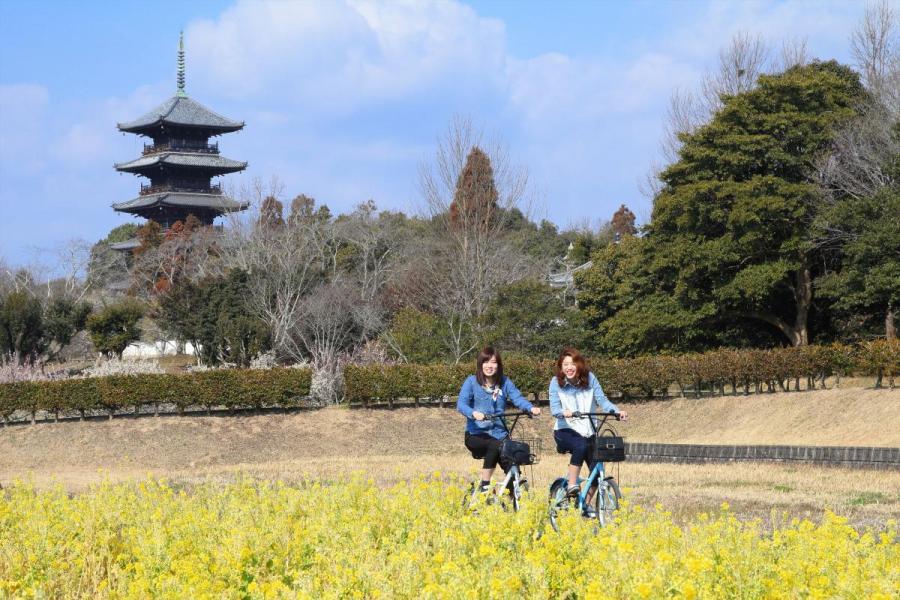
[742,265,812,346]
[887,304,896,340]
[792,264,812,346]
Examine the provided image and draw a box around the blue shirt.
[456,375,534,439]
[549,372,619,437]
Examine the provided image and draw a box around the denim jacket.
[549,372,619,438]
[457,375,534,439]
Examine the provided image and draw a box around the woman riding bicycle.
[549,347,628,513]
[457,346,541,492]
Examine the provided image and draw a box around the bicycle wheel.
[548,479,573,533]
[461,482,482,511]
[509,475,528,512]
[594,477,621,527]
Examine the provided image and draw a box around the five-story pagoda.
[111,34,247,248]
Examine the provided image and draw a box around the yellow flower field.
[1,476,897,599]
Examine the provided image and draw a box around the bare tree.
[416,116,537,362]
[701,31,769,106]
[337,200,405,303]
[647,32,771,198]
[817,1,900,208]
[224,186,335,362]
[294,281,379,402]
[778,37,810,71]
[130,224,225,298]
[851,0,900,109]
[44,239,93,303]
[818,102,899,205]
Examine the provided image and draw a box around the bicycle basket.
[593,428,625,463]
[501,437,541,466]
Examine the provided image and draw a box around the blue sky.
[0,0,870,271]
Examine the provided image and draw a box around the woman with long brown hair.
[549,347,628,516]
[457,346,541,492]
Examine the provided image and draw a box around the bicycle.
[547,411,624,531]
[461,411,541,512]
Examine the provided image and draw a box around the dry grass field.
[1,387,897,527]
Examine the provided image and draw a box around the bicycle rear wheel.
[594,477,621,527]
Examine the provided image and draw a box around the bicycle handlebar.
[570,411,622,420]
[481,410,535,419]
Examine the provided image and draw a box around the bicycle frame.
[547,411,622,530]
[568,411,618,509]
[464,411,534,511]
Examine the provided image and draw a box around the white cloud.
[186,0,507,112]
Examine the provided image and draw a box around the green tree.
[44,297,93,358]
[816,188,900,339]
[482,279,591,358]
[86,299,145,358]
[381,307,449,363]
[103,223,140,244]
[576,236,703,355]
[0,291,44,361]
[646,61,865,347]
[158,270,269,366]
[196,270,270,366]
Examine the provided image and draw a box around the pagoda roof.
[117,95,244,134]
[109,237,142,251]
[112,191,248,214]
[115,152,247,174]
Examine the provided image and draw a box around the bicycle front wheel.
[508,474,528,512]
[548,479,572,533]
[594,477,621,527]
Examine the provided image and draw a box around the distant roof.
[548,261,593,289]
[115,152,247,174]
[117,95,244,134]
[109,237,142,251]
[112,192,249,214]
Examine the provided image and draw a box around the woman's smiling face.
[561,356,577,379]
[482,356,498,379]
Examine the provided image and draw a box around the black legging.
[464,433,510,471]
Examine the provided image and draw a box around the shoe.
[566,484,580,498]
[582,505,597,518]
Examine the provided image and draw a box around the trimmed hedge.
[1,342,896,422]
[345,342,898,405]
[0,367,312,424]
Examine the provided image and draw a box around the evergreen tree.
[482,279,591,357]
[0,291,44,361]
[610,204,637,239]
[86,299,145,358]
[449,146,498,232]
[647,61,865,347]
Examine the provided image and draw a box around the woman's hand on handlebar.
[617,410,629,421]
[562,409,574,418]
[530,407,541,416]
[472,410,485,421]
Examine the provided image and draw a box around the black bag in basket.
[593,429,625,462]
[500,439,534,465]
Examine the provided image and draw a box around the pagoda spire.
[176,31,187,97]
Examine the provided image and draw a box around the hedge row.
[0,368,312,424]
[1,342,896,422]
[345,342,899,404]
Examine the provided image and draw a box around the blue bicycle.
[548,411,624,531]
